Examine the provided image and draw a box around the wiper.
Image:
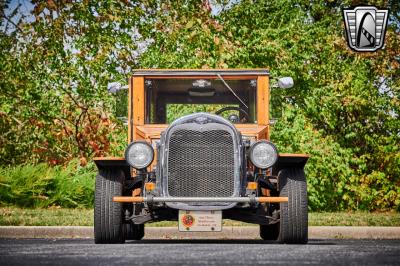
[217,74,248,109]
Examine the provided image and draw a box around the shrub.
[271,106,400,211]
[0,160,95,208]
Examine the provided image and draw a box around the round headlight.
[125,141,154,169]
[249,140,278,169]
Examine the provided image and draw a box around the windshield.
[145,78,257,124]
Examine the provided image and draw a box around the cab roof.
[132,69,269,76]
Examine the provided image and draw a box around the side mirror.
[277,77,294,89]
[107,82,128,94]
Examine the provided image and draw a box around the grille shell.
[161,113,241,210]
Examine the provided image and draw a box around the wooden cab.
[128,69,271,143]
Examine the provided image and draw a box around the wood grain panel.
[257,75,269,126]
[132,76,145,141]
[136,124,269,140]
[279,153,310,157]
[128,77,133,143]
[93,157,125,161]
[143,75,259,80]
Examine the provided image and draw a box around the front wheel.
[94,168,125,244]
[278,168,308,244]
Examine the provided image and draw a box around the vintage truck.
[94,69,309,244]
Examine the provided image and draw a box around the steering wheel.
[215,106,250,123]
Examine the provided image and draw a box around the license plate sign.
[178,210,222,232]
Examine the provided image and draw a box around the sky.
[1,0,34,33]
[2,0,236,32]
[4,0,34,21]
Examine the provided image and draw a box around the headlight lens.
[125,141,154,169]
[249,140,278,169]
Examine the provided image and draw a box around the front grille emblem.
[194,116,208,124]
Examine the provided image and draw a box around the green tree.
[0,0,399,210]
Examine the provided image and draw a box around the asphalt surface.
[3,226,400,239]
[1,238,399,265]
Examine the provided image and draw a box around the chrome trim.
[160,112,243,211]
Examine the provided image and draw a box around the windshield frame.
[144,77,258,124]
[128,70,270,142]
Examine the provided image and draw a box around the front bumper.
[113,196,288,204]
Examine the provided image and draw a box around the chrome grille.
[167,129,235,198]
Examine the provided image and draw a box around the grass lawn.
[0,207,399,227]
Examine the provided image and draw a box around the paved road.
[1,238,399,265]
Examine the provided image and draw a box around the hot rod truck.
[94,69,309,244]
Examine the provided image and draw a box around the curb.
[1,226,400,239]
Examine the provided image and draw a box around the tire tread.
[279,167,308,244]
[94,168,125,244]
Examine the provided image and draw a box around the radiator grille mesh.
[167,129,235,198]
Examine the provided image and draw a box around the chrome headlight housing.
[249,140,278,169]
[125,141,154,169]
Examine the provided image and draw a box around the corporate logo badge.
[343,6,389,52]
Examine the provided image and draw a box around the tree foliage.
[0,0,399,211]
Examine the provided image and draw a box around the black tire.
[94,168,125,244]
[278,168,308,244]
[260,223,279,240]
[125,223,145,240]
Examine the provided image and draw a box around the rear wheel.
[278,168,308,244]
[125,223,145,240]
[94,168,125,244]
[260,223,279,240]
